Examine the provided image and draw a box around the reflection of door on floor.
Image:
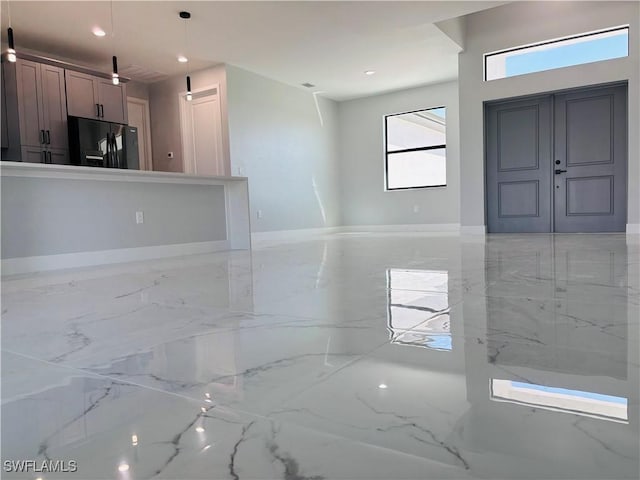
[486,83,627,233]
[126,97,153,170]
[179,86,224,176]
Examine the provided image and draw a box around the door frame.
[484,80,628,233]
[126,96,153,171]
[178,83,224,175]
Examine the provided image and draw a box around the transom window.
[485,26,629,81]
[384,107,446,190]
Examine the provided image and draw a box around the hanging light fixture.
[180,11,192,101]
[110,0,119,85]
[6,1,16,62]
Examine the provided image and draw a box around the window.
[485,26,629,81]
[385,107,446,190]
[386,269,451,351]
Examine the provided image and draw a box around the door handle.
[39,130,45,144]
[45,130,51,144]
[555,169,567,174]
[47,151,52,164]
[96,103,100,117]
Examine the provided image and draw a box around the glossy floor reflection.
[2,233,639,479]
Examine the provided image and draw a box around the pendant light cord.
[110,0,115,55]
[184,16,189,76]
[7,0,11,27]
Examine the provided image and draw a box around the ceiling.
[1,1,505,100]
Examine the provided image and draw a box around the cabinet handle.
[41,151,46,163]
[45,130,51,145]
[96,103,100,117]
[100,104,104,118]
[47,151,52,164]
[39,130,45,144]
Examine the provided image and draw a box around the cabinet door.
[15,59,45,147]
[98,79,127,124]
[41,64,68,150]
[21,146,45,163]
[47,148,71,165]
[1,64,8,149]
[65,70,99,119]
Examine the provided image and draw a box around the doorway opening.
[485,82,628,233]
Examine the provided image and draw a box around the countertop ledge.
[0,162,248,185]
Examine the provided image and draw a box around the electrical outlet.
[257,209,263,219]
[136,211,144,224]
[413,205,419,213]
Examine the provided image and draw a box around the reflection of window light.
[491,379,628,423]
[386,269,451,351]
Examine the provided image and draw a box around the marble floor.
[1,233,638,479]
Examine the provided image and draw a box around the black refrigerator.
[68,116,139,169]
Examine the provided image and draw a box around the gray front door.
[554,85,627,232]
[486,96,552,233]
[486,83,627,233]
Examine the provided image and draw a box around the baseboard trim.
[252,224,462,247]
[251,227,342,246]
[627,224,640,234]
[460,225,487,235]
[1,240,230,276]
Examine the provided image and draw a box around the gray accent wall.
[226,65,340,232]
[1,177,227,259]
[149,65,230,174]
[127,81,150,100]
[459,1,640,230]
[337,81,460,226]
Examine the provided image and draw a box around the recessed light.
[378,383,388,389]
[177,55,188,63]
[118,463,130,472]
[195,426,205,433]
[365,70,376,76]
[92,27,106,37]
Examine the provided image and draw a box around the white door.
[126,98,153,170]
[181,87,224,176]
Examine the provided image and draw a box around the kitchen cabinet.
[20,146,69,164]
[1,64,8,149]
[13,59,67,153]
[66,71,127,124]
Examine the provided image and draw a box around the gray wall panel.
[1,177,227,258]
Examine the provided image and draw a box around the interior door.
[486,96,552,233]
[553,85,627,232]
[183,89,224,176]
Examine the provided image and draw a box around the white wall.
[149,65,230,174]
[338,81,460,227]
[459,1,640,231]
[226,65,340,232]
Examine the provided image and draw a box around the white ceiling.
[2,1,504,100]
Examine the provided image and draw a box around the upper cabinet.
[14,59,67,150]
[66,70,127,124]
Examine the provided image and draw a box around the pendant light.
[180,11,192,101]
[6,1,16,62]
[110,0,119,85]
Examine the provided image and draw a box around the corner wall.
[226,65,341,232]
[337,81,460,227]
[459,1,640,231]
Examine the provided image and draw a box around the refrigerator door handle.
[114,133,121,168]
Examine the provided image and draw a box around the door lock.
[555,169,567,174]
[555,160,561,165]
